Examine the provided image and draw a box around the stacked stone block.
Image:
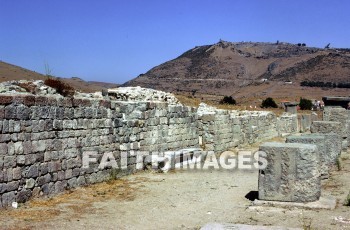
[0,94,301,208]
[198,110,282,152]
[238,111,278,144]
[0,95,120,207]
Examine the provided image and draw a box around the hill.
[0,61,119,93]
[123,41,350,104]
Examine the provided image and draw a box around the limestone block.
[311,121,344,137]
[258,142,321,202]
[300,114,311,132]
[1,191,16,207]
[286,134,328,178]
[311,133,342,166]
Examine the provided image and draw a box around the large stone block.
[311,121,344,137]
[258,142,320,202]
[323,107,350,122]
[311,133,342,166]
[286,134,328,178]
[300,114,311,132]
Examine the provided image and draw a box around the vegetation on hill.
[219,96,236,105]
[301,81,350,89]
[261,97,278,108]
[299,98,313,110]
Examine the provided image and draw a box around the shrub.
[299,98,313,110]
[261,97,278,108]
[345,191,350,206]
[44,78,75,97]
[219,96,236,105]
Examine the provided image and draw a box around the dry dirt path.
[0,152,349,230]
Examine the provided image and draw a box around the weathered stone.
[32,187,41,197]
[5,105,17,119]
[17,155,25,165]
[54,180,67,193]
[22,141,32,154]
[42,182,55,195]
[258,142,320,202]
[0,183,7,193]
[311,121,344,137]
[0,143,8,155]
[65,169,73,179]
[17,189,31,203]
[16,105,30,120]
[14,142,23,154]
[4,156,16,167]
[2,191,16,207]
[31,141,46,153]
[67,177,78,188]
[7,181,19,191]
[313,133,342,166]
[286,134,328,178]
[48,161,61,172]
[36,174,51,186]
[26,165,39,178]
[12,167,22,180]
[77,176,86,186]
[25,178,35,189]
[24,154,37,165]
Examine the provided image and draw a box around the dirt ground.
[0,150,349,230]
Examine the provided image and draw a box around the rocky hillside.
[123,41,350,101]
[0,61,119,93]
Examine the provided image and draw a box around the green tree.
[219,96,236,105]
[261,97,278,108]
[299,98,313,110]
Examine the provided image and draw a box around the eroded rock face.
[107,86,179,104]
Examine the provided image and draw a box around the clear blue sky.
[1,0,349,84]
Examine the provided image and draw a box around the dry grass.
[175,93,288,115]
[175,94,201,107]
[0,177,151,225]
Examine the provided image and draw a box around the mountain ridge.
[123,41,350,102]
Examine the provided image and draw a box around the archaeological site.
[0,80,348,229]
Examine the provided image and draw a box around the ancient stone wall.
[197,109,298,152]
[0,94,300,207]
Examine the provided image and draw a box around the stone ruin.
[0,80,302,207]
[0,80,346,209]
[258,142,321,202]
[0,81,350,207]
[257,106,347,205]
